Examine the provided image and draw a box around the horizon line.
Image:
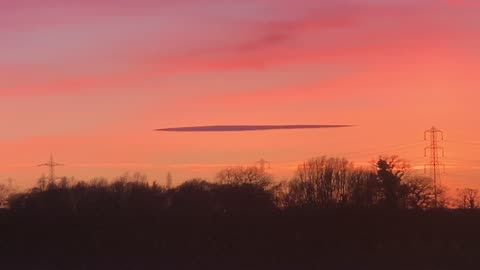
[155,125,355,132]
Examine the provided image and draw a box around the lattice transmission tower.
[38,154,64,183]
[424,127,445,208]
[256,159,271,172]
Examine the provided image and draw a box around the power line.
[444,140,480,147]
[339,141,425,160]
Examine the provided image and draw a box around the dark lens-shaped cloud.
[155,125,354,132]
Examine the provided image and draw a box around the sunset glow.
[1,0,480,190]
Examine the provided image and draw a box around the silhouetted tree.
[269,180,291,208]
[7,172,171,215]
[403,176,435,209]
[170,179,216,212]
[288,157,354,208]
[216,166,273,188]
[347,168,380,208]
[36,174,48,191]
[374,155,409,209]
[457,188,479,209]
[215,183,276,212]
[0,184,10,208]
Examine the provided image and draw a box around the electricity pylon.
[256,159,271,172]
[38,154,64,183]
[424,127,445,208]
[166,172,173,189]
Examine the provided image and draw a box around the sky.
[1,0,480,190]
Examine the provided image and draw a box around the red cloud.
[445,0,480,6]
[0,0,476,95]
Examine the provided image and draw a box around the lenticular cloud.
[155,125,354,132]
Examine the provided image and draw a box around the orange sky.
[1,0,480,190]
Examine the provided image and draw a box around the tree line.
[1,155,477,213]
[1,155,480,269]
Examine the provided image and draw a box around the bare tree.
[291,157,354,208]
[282,178,316,208]
[433,185,451,209]
[269,180,290,208]
[89,177,109,188]
[457,188,479,209]
[347,168,380,208]
[373,156,409,178]
[216,166,273,188]
[0,184,10,208]
[404,176,435,209]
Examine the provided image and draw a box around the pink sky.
[1,0,480,190]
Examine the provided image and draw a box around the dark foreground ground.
[1,209,479,270]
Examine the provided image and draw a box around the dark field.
[1,209,479,270]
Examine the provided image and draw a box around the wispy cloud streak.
[156,125,354,132]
